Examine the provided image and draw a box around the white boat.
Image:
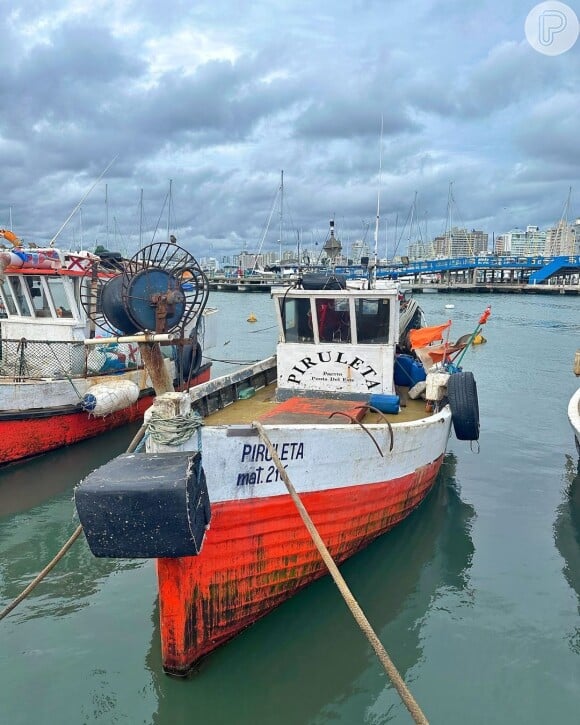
[569,351,580,451]
[0,237,216,465]
[76,268,486,676]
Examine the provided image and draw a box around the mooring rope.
[252,420,429,725]
[0,422,149,623]
[147,410,203,447]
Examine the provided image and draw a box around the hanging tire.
[174,328,203,384]
[447,371,480,441]
[189,341,203,378]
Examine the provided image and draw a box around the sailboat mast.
[445,181,454,258]
[408,191,417,258]
[168,179,173,241]
[279,170,284,265]
[105,183,109,247]
[562,186,572,255]
[139,189,144,248]
[49,154,118,247]
[373,117,383,280]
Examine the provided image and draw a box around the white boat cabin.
[272,284,399,400]
[0,250,89,342]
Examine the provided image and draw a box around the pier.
[207,255,580,294]
[410,282,580,295]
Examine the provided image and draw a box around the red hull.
[0,367,211,465]
[157,455,443,675]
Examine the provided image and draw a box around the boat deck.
[203,382,432,426]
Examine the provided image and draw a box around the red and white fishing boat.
[0,232,215,465]
[76,259,487,676]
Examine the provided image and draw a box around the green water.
[1,291,579,724]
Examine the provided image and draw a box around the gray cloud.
[0,0,579,261]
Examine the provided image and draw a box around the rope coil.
[147,410,203,447]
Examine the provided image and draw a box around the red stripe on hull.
[157,455,444,675]
[0,367,211,465]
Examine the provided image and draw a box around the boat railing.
[189,355,277,417]
[0,337,144,381]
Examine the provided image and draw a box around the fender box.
[75,452,211,558]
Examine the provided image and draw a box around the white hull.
[568,387,580,449]
[147,402,453,504]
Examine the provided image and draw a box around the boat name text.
[236,441,304,486]
[287,351,380,389]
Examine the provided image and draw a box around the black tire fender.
[189,341,203,378]
[175,330,203,383]
[447,371,480,441]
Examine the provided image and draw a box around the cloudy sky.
[1,0,579,262]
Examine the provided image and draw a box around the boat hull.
[156,410,451,675]
[568,387,580,451]
[0,365,211,465]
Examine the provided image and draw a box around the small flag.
[408,320,452,349]
[479,306,491,325]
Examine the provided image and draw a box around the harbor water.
[1,291,580,724]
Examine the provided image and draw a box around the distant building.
[432,227,488,257]
[407,239,434,260]
[494,235,506,255]
[502,226,546,256]
[574,219,580,254]
[350,239,371,264]
[546,220,576,256]
[200,257,219,271]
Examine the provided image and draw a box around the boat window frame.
[0,273,81,321]
[0,279,17,315]
[353,297,391,344]
[274,288,399,346]
[312,296,356,344]
[277,295,316,344]
[22,275,56,318]
[3,275,34,317]
[44,275,78,320]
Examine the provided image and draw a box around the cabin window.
[0,279,17,315]
[281,298,314,343]
[46,277,73,318]
[24,276,52,317]
[354,298,390,343]
[315,297,351,343]
[7,277,32,316]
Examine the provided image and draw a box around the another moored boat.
[0,238,216,465]
[76,262,487,676]
[569,351,580,452]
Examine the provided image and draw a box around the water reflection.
[0,423,143,620]
[553,454,580,654]
[0,422,141,515]
[146,452,476,725]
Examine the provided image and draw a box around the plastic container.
[369,393,400,414]
[394,354,427,387]
[426,372,450,401]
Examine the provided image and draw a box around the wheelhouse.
[272,285,400,400]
